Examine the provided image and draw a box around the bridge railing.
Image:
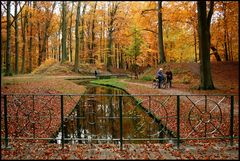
[1,94,239,150]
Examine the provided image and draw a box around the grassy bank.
[90,78,127,89]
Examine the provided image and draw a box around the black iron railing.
[1,94,239,150]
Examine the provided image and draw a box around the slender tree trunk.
[223,2,229,61]
[42,22,48,62]
[37,22,42,66]
[6,1,11,76]
[86,20,91,63]
[74,1,81,72]
[107,2,113,71]
[158,1,166,64]
[28,1,34,73]
[197,1,215,90]
[80,3,87,63]
[210,46,221,61]
[90,1,97,64]
[58,19,62,62]
[100,13,103,63]
[107,2,120,71]
[193,24,198,62]
[119,45,123,69]
[14,1,19,74]
[69,1,74,62]
[229,32,233,61]
[61,1,67,63]
[21,8,28,74]
[41,2,56,63]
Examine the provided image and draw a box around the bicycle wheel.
[152,82,158,88]
[161,81,166,89]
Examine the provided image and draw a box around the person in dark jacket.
[156,68,164,88]
[95,70,98,77]
[165,69,173,88]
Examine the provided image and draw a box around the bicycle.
[152,78,168,89]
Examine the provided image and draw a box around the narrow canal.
[53,83,170,144]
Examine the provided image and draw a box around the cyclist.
[156,68,164,88]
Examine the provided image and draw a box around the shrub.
[180,75,191,84]
[141,75,154,81]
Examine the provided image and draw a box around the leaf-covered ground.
[1,61,239,160]
[1,140,239,160]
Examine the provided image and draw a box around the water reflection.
[54,85,166,144]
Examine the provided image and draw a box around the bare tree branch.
[142,28,158,35]
[141,8,158,15]
[207,1,214,27]
[1,1,27,27]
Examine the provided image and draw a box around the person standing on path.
[165,69,173,88]
[156,68,164,88]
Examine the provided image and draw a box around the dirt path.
[121,79,239,115]
[121,80,194,95]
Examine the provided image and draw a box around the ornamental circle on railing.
[136,97,169,137]
[9,96,53,138]
[188,98,222,135]
[79,99,106,137]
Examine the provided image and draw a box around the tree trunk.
[21,7,28,74]
[210,46,221,61]
[58,19,62,62]
[90,1,97,64]
[86,19,91,63]
[74,1,81,72]
[37,22,42,66]
[158,1,166,64]
[69,1,74,62]
[193,24,198,62]
[61,1,67,63]
[6,1,11,76]
[42,2,56,63]
[28,1,34,73]
[197,1,215,90]
[14,1,19,74]
[80,3,87,63]
[107,2,120,71]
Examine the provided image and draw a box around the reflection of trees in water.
[127,108,145,140]
[56,85,165,144]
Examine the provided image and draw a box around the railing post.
[3,95,10,149]
[119,96,123,150]
[61,95,64,149]
[230,95,234,146]
[176,95,180,148]
[32,95,36,140]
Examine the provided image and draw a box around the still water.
[53,84,167,144]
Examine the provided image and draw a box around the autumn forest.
[1,2,239,159]
[1,1,239,76]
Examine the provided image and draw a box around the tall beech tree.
[90,1,97,64]
[158,1,166,64]
[39,1,56,65]
[20,5,28,74]
[106,1,120,71]
[14,1,19,74]
[28,1,34,73]
[80,2,87,63]
[61,1,67,63]
[74,1,81,72]
[5,1,11,76]
[67,1,74,62]
[197,1,215,90]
